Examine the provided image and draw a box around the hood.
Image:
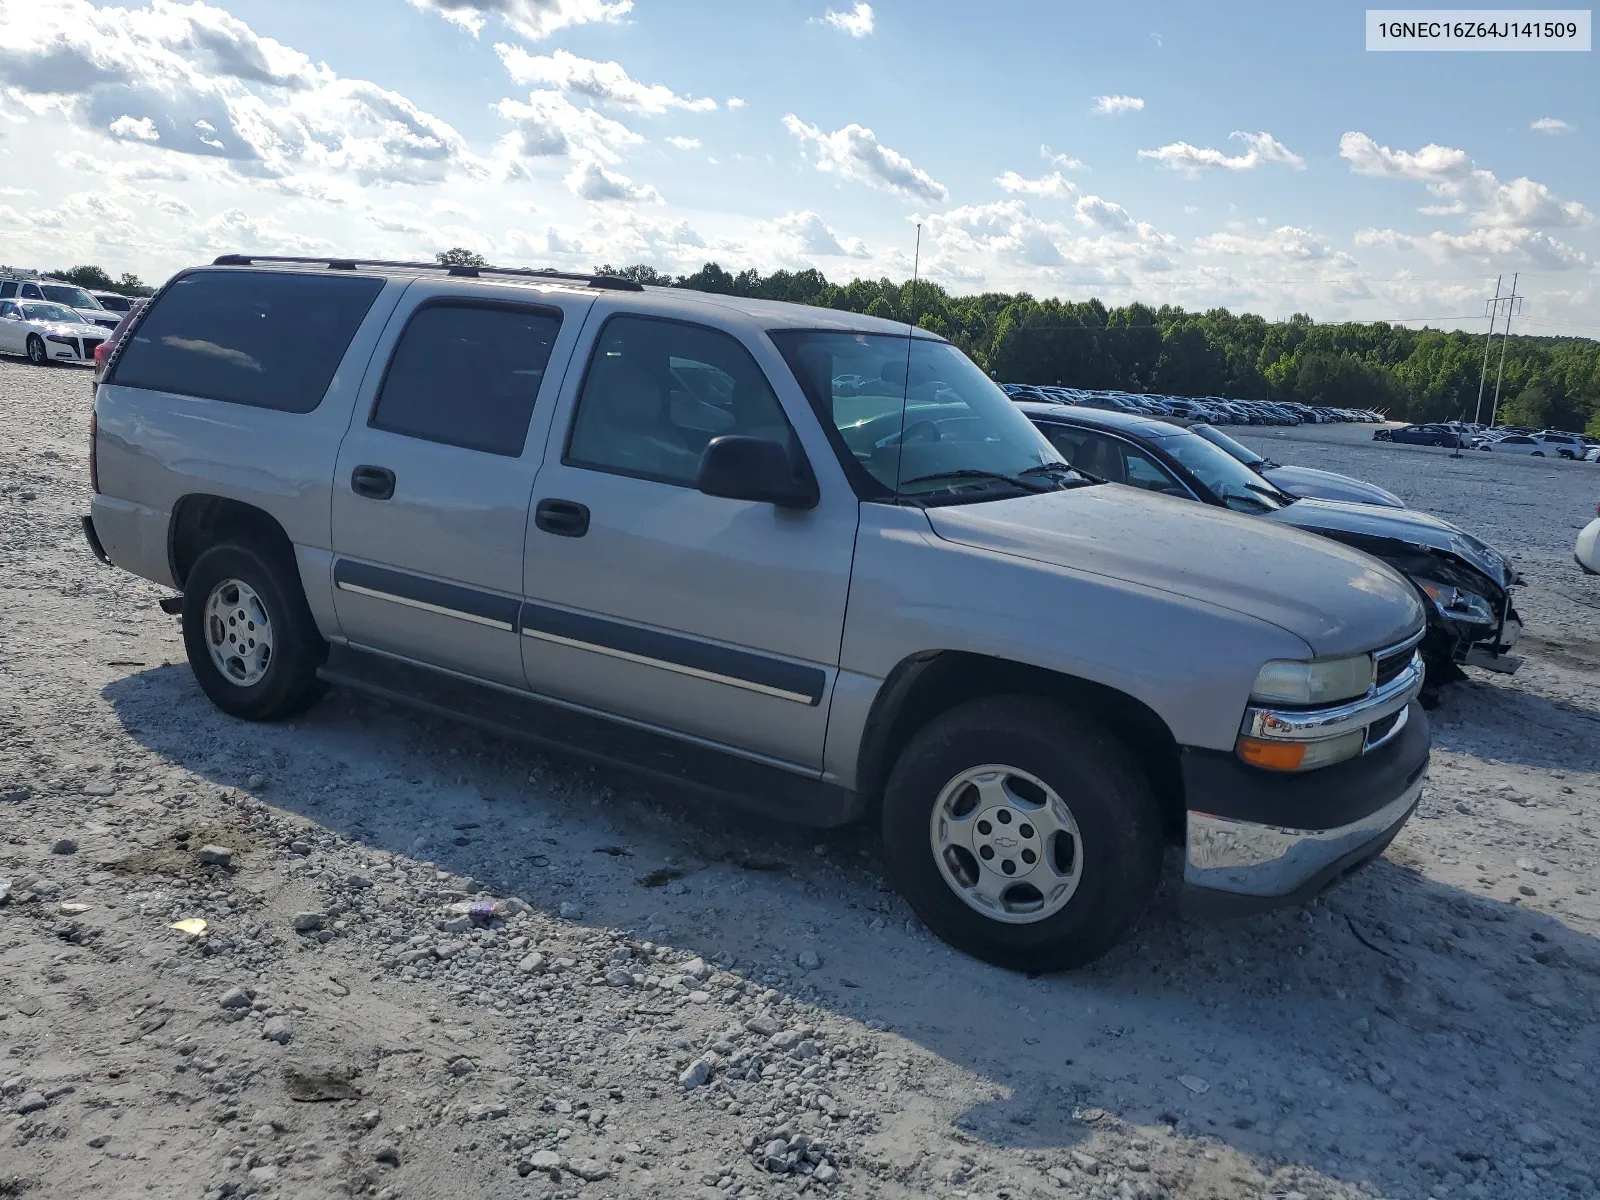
[38,320,95,337]
[925,485,1425,658]
[1261,464,1404,509]
[75,308,121,328]
[1265,497,1515,589]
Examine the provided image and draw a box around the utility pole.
[1472,275,1502,427]
[1488,273,1522,430]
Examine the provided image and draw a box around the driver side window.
[565,315,792,487]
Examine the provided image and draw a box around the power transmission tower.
[1487,273,1523,429]
[1472,275,1502,427]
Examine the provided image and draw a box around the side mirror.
[696,435,819,510]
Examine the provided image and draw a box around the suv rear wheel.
[881,697,1162,972]
[181,541,327,721]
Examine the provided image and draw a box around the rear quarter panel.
[90,277,407,607]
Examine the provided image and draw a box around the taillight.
[93,340,109,380]
[89,410,99,494]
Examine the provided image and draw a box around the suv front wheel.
[881,697,1163,972]
[181,541,327,721]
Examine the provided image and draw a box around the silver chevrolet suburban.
[84,257,1431,971]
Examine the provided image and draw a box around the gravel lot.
[2,362,1598,1200]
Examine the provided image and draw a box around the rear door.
[329,281,596,688]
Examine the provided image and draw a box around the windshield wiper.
[1243,481,1291,505]
[898,469,1054,493]
[1019,462,1099,486]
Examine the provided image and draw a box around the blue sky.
[1,0,1595,336]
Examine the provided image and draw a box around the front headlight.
[1416,580,1495,625]
[1250,655,1373,706]
[46,334,75,344]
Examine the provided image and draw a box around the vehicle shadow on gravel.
[102,666,1600,1199]
[1429,674,1600,773]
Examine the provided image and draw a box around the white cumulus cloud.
[816,2,874,37]
[1040,144,1085,170]
[496,46,716,114]
[0,0,479,187]
[1355,225,1587,269]
[1339,132,1590,229]
[760,210,869,258]
[996,170,1077,199]
[565,159,664,204]
[407,0,631,39]
[493,90,640,164]
[109,115,160,142]
[1193,224,1341,262]
[1090,95,1144,116]
[1138,131,1304,175]
[1530,117,1570,134]
[783,114,947,203]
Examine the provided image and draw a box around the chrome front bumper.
[1184,772,1424,910]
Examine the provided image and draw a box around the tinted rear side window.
[111,270,384,413]
[369,302,562,457]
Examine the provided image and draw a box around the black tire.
[1532,451,1544,457]
[26,335,49,366]
[880,696,1163,973]
[181,540,327,721]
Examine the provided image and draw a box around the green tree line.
[597,261,1600,435]
[44,265,153,297]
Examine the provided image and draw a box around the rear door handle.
[350,465,396,501]
[535,498,590,538]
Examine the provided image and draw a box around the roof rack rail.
[209,254,645,292]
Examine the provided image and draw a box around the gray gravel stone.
[796,949,822,971]
[51,838,77,855]
[196,845,234,867]
[261,1016,293,1045]
[680,1057,714,1091]
[1517,1122,1557,1150]
[219,986,254,1010]
[292,912,327,933]
[15,1092,48,1115]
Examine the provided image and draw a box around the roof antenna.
[893,222,923,498]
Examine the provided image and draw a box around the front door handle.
[350,465,396,501]
[535,498,590,538]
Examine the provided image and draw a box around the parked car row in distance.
[995,383,1383,427]
[1376,422,1600,461]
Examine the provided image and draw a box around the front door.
[330,282,595,688]
[0,303,24,354]
[519,307,859,771]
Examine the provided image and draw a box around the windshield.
[95,293,132,312]
[39,284,98,309]
[1189,422,1267,467]
[771,330,1071,502]
[21,302,86,324]
[1153,428,1292,514]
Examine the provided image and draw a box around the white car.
[0,277,120,330]
[0,299,109,365]
[1578,505,1600,574]
[1483,433,1559,456]
[1534,432,1587,459]
[1584,445,1600,463]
